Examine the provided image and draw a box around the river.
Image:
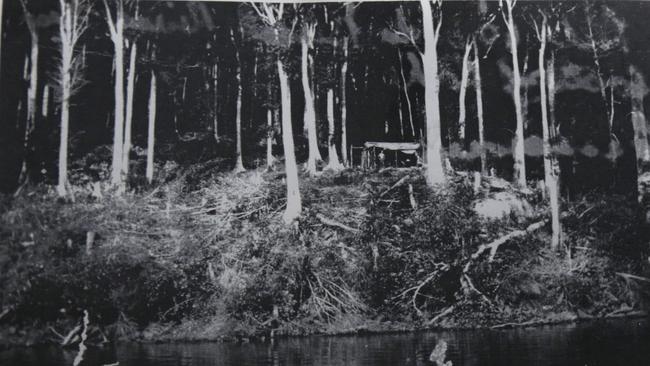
[1,318,648,366]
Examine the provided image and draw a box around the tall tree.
[231,27,245,173]
[104,0,126,190]
[420,0,445,185]
[533,12,561,249]
[301,19,321,174]
[146,70,156,185]
[630,65,650,223]
[121,4,139,179]
[473,38,487,175]
[458,37,471,147]
[251,3,301,223]
[57,0,90,196]
[17,0,38,184]
[325,88,343,171]
[500,0,527,187]
[340,34,349,166]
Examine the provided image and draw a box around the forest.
[1,0,650,350]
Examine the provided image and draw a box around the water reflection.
[1,318,648,366]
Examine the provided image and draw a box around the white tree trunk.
[538,21,561,249]
[473,39,487,175]
[146,71,156,184]
[503,0,526,187]
[458,38,471,146]
[547,51,556,136]
[18,15,38,184]
[301,36,321,174]
[630,65,650,222]
[122,41,137,178]
[233,30,245,173]
[278,59,301,223]
[58,62,71,197]
[398,50,415,139]
[421,0,445,185]
[106,0,125,189]
[266,108,274,169]
[325,89,343,171]
[341,36,349,166]
[213,63,218,140]
[234,63,244,172]
[42,84,49,118]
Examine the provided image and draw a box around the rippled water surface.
[2,318,649,366]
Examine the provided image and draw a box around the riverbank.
[1,161,649,349]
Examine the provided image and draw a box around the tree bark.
[278,58,301,223]
[473,39,487,175]
[630,65,650,223]
[18,3,38,184]
[301,31,321,174]
[398,50,415,139]
[266,108,274,169]
[537,19,561,249]
[458,38,471,147]
[502,0,526,187]
[232,29,245,173]
[325,89,343,171]
[42,84,49,118]
[341,36,349,166]
[421,0,445,185]
[213,63,218,140]
[122,41,137,178]
[146,71,156,184]
[105,0,125,189]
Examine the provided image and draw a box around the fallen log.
[316,213,360,233]
[379,175,410,198]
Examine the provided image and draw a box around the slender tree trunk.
[58,61,71,197]
[122,41,136,178]
[57,0,82,197]
[18,16,38,184]
[341,36,349,166]
[106,0,125,189]
[266,108,274,169]
[458,38,471,147]
[146,71,156,184]
[586,8,609,124]
[278,58,301,223]
[42,84,49,118]
[325,89,342,171]
[547,51,557,137]
[398,50,415,139]
[301,35,321,173]
[421,0,445,185]
[538,21,561,249]
[213,63,218,140]
[232,30,244,173]
[522,46,530,132]
[630,65,650,223]
[473,39,487,175]
[503,0,526,187]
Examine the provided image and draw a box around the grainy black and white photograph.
[0,0,650,364]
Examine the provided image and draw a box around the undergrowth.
[0,160,649,347]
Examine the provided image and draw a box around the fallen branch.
[316,213,360,233]
[379,175,410,198]
[490,319,539,329]
[463,219,549,274]
[616,272,650,283]
[73,310,89,366]
[427,305,455,325]
[60,324,82,347]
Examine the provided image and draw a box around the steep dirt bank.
[1,163,649,348]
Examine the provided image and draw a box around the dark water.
[2,319,649,366]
